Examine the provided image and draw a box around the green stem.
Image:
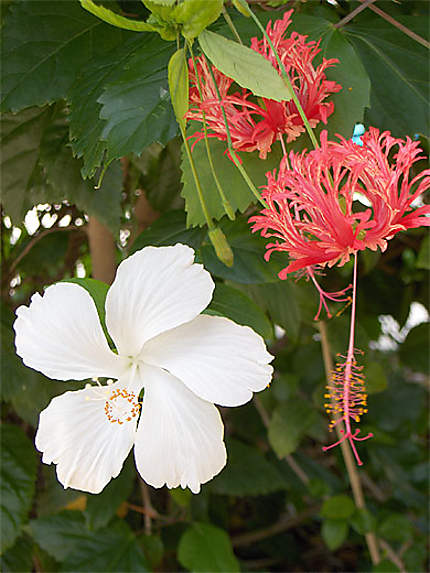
[179,124,215,230]
[222,5,243,45]
[188,42,235,220]
[239,0,319,150]
[202,54,266,208]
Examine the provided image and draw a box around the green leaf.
[36,465,84,517]
[321,519,348,551]
[372,560,401,573]
[320,29,370,137]
[14,232,70,280]
[399,322,430,375]
[69,35,145,178]
[210,439,286,496]
[86,162,125,232]
[178,522,240,573]
[170,487,192,507]
[144,0,223,41]
[321,495,355,520]
[85,460,135,530]
[174,0,223,39]
[198,30,292,102]
[0,107,50,222]
[30,514,148,571]
[0,534,33,573]
[201,217,284,284]
[63,521,149,572]
[139,534,164,570]
[416,235,430,269]
[1,106,123,229]
[346,16,429,136]
[129,210,206,254]
[290,14,370,138]
[1,0,124,112]
[268,398,316,458]
[146,0,176,6]
[181,124,282,225]
[1,303,35,403]
[377,514,414,543]
[402,541,427,573]
[29,512,87,562]
[350,508,376,535]
[40,118,124,232]
[1,424,37,552]
[144,6,177,41]
[97,36,177,165]
[63,277,114,347]
[365,361,388,394]
[168,49,189,129]
[80,0,155,31]
[245,281,301,341]
[205,283,273,339]
[135,138,183,212]
[63,277,109,331]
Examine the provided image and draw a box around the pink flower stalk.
[186,10,341,158]
[250,128,430,463]
[250,128,430,277]
[322,254,373,465]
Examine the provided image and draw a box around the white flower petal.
[105,244,214,356]
[141,315,274,407]
[14,283,123,381]
[134,365,226,494]
[35,381,140,494]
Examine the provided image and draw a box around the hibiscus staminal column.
[322,254,373,465]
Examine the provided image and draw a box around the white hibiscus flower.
[14,244,273,494]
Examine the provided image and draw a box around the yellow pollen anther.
[104,389,141,424]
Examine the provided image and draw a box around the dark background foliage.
[1,0,429,571]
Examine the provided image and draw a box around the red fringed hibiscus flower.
[186,10,341,158]
[250,127,429,464]
[250,128,430,278]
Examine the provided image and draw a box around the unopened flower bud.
[209,228,234,267]
[232,0,251,17]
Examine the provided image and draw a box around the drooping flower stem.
[236,0,320,150]
[318,318,380,565]
[279,133,289,168]
[202,54,267,208]
[188,42,235,220]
